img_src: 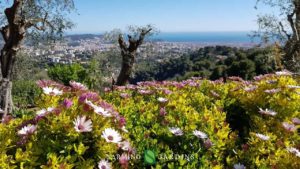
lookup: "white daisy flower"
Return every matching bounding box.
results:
[85,99,112,117]
[42,87,63,95]
[98,159,111,169]
[84,99,94,107]
[275,70,292,76]
[258,108,277,116]
[18,124,37,136]
[102,128,122,143]
[292,118,300,125]
[168,127,184,136]
[234,163,246,169]
[287,147,300,157]
[73,116,92,133]
[157,97,168,103]
[36,109,47,116]
[94,106,112,117]
[119,140,131,151]
[121,126,129,133]
[255,133,270,141]
[47,107,55,112]
[287,85,300,89]
[282,122,297,132]
[193,130,208,139]
[264,88,281,94]
[70,81,88,90]
[36,107,55,117]
[244,86,257,92]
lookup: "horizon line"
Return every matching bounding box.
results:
[66,30,253,35]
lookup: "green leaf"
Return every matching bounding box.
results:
[144,150,156,165]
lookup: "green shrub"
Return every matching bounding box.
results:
[47,64,87,85]
[1,80,130,168]
[1,71,300,168]
[12,80,41,110]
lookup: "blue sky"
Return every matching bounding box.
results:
[69,0,271,33]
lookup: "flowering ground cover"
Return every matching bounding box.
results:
[0,71,300,168]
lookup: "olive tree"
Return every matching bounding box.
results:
[255,0,300,72]
[111,25,156,86]
[0,0,75,119]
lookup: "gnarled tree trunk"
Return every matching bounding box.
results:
[116,52,135,85]
[0,79,13,117]
[282,0,300,72]
[283,40,300,72]
[115,28,152,86]
[0,0,25,120]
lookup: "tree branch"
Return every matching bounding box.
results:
[137,28,152,46]
[4,0,22,25]
[0,26,9,43]
[25,12,52,30]
[279,21,291,40]
[118,34,127,52]
[287,9,299,40]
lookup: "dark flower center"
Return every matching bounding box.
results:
[108,135,114,141]
[78,124,84,130]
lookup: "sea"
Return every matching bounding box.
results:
[150,32,258,44]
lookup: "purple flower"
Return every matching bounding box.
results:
[18,124,37,136]
[104,87,111,92]
[120,93,130,99]
[292,118,300,125]
[282,122,297,132]
[63,99,73,108]
[204,139,213,149]
[244,85,257,92]
[253,74,273,81]
[163,89,172,95]
[160,107,167,116]
[79,92,99,103]
[264,88,281,94]
[228,76,244,82]
[126,84,136,90]
[138,89,153,95]
[119,153,129,168]
[118,116,126,127]
[1,115,12,124]
[69,81,88,90]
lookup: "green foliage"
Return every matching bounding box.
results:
[1,72,300,168]
[48,64,87,85]
[47,62,106,91]
[104,72,300,168]
[12,80,41,110]
[133,46,278,82]
[1,81,130,168]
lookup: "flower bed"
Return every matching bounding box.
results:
[1,71,300,168]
